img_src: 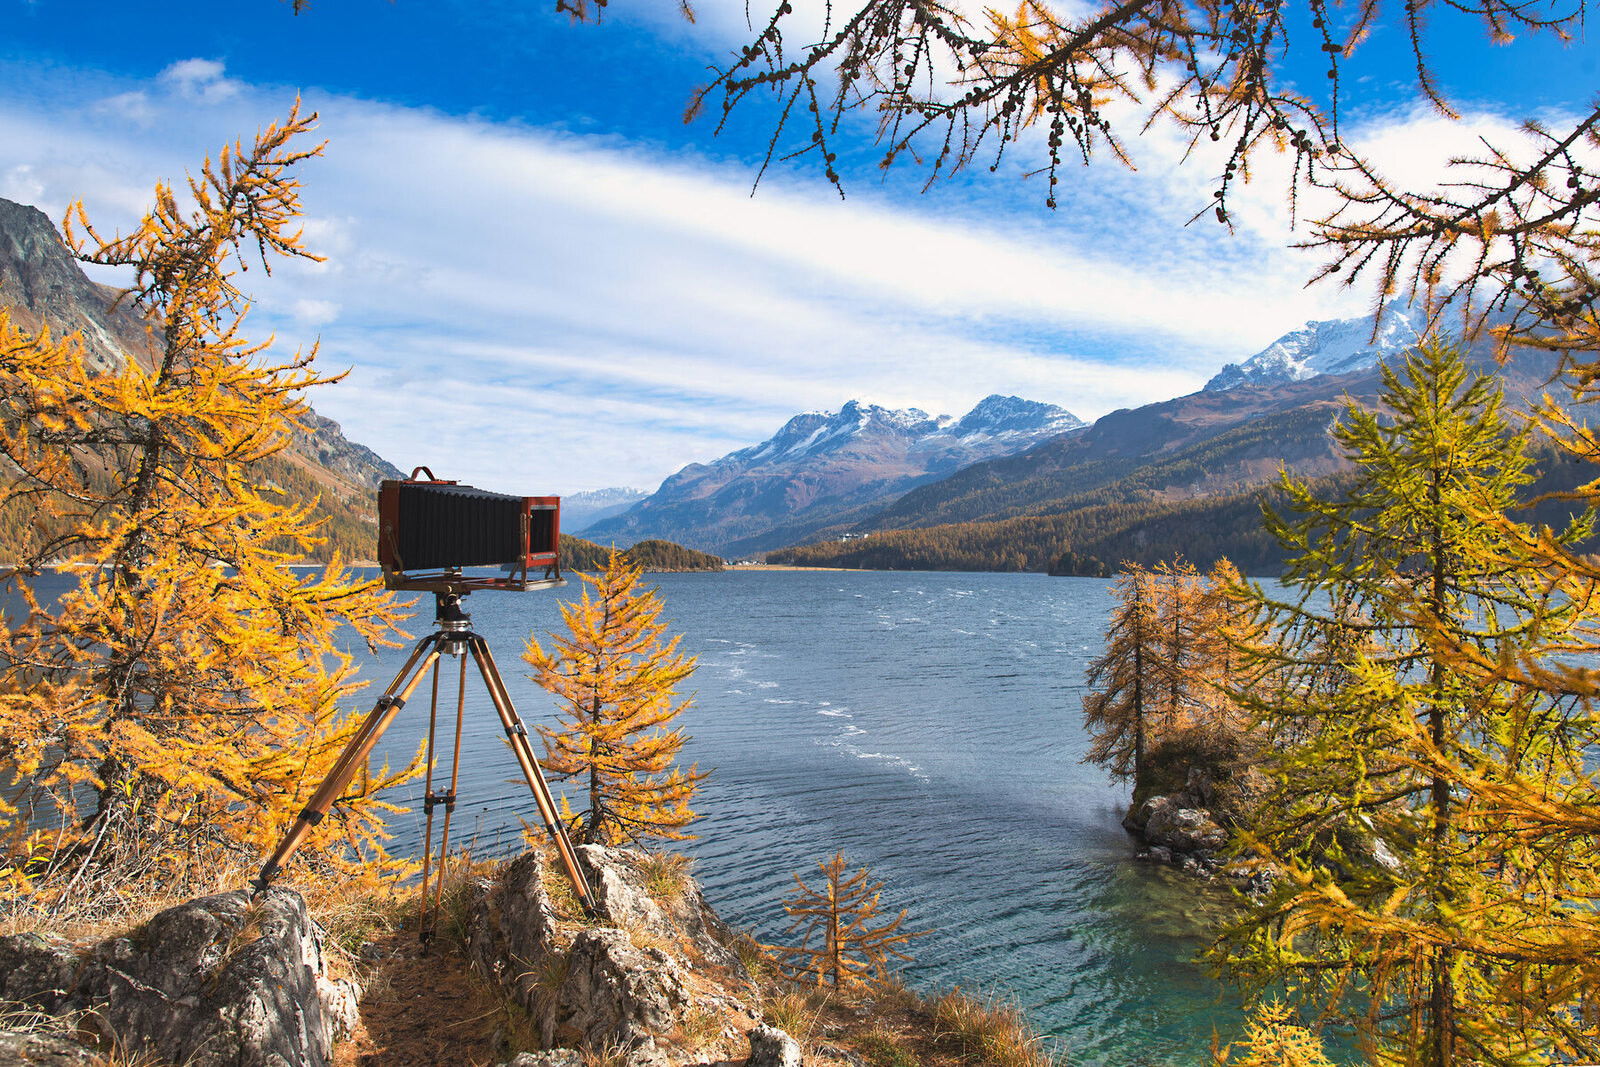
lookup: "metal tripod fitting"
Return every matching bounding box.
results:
[253,590,598,924]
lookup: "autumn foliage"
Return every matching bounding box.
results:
[525,549,707,845]
[1215,341,1600,1065]
[0,104,413,911]
[1081,557,1253,791]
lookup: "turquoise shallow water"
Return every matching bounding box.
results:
[358,569,1246,1064]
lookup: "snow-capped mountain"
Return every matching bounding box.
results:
[582,395,1083,557]
[559,487,650,533]
[1205,303,1430,392]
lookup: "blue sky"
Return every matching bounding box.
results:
[1,1,1593,493]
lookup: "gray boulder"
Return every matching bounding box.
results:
[547,927,688,1049]
[576,846,747,975]
[745,1024,803,1067]
[0,933,82,1013]
[1142,800,1229,853]
[0,888,354,1067]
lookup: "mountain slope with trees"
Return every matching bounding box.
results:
[0,196,401,563]
[560,534,724,573]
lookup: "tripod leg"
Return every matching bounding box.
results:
[418,654,445,939]
[427,652,469,933]
[255,637,443,890]
[467,636,597,914]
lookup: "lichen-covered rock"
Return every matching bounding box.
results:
[465,852,563,993]
[548,927,688,1049]
[499,1052,583,1067]
[745,1024,803,1067]
[0,888,354,1067]
[0,1029,102,1065]
[316,975,362,1045]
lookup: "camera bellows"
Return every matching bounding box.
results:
[393,482,526,570]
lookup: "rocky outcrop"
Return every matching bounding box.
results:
[0,848,793,1067]
[1124,765,1268,888]
[467,846,768,1066]
[0,888,358,1067]
[551,927,688,1049]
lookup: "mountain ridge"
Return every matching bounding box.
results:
[769,316,1564,573]
[585,394,1085,557]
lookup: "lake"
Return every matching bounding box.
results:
[356,568,1243,1064]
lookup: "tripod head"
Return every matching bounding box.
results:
[434,587,472,631]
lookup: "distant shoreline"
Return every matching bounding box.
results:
[729,563,866,572]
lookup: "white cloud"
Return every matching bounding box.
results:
[158,58,241,103]
[0,164,45,207]
[291,298,341,327]
[0,55,1515,497]
[96,91,155,126]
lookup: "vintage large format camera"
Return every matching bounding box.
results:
[376,467,561,592]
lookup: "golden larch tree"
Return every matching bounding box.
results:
[0,103,413,908]
[525,549,706,846]
[776,852,927,991]
[1215,340,1600,1065]
[1081,563,1159,784]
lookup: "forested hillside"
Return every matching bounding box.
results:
[770,442,1592,574]
[560,534,724,572]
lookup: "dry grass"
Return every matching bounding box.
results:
[577,1044,631,1067]
[302,877,410,959]
[858,1026,921,1067]
[762,986,834,1053]
[729,929,777,982]
[637,851,694,901]
[669,1005,724,1052]
[621,916,675,958]
[516,949,571,1020]
[1,851,258,942]
[931,987,1063,1067]
[0,1001,184,1066]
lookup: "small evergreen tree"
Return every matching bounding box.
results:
[525,549,707,845]
[776,852,927,991]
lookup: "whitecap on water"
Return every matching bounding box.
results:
[817,709,851,718]
[754,681,779,689]
[830,742,929,781]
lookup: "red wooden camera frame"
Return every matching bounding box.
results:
[377,467,563,592]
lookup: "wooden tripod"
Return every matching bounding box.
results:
[254,592,595,924]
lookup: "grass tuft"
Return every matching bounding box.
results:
[638,851,694,902]
[932,987,1063,1067]
[858,1027,920,1067]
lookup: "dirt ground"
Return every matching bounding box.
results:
[332,928,508,1067]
